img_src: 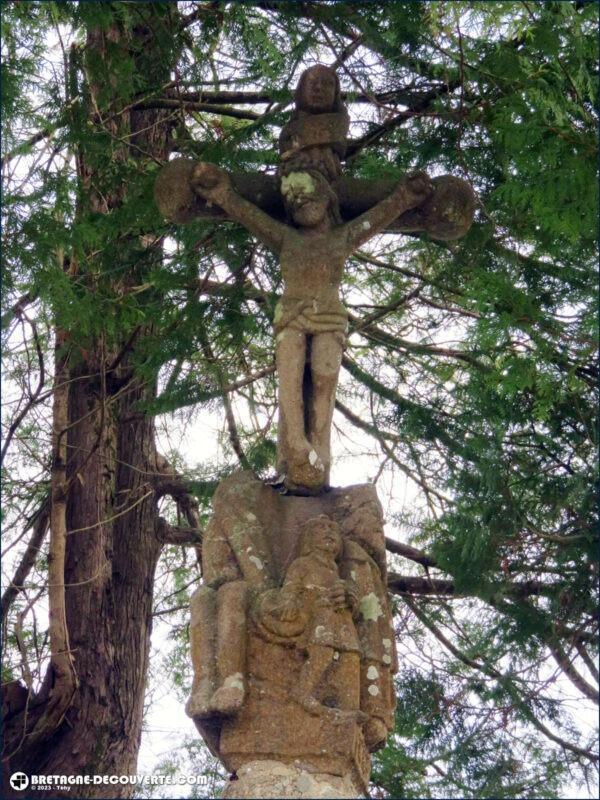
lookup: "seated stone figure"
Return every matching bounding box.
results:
[191,161,433,493]
[274,515,363,720]
[186,473,275,721]
[278,63,349,184]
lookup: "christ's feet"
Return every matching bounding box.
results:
[285,440,327,493]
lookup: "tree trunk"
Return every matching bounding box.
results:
[3,6,179,796]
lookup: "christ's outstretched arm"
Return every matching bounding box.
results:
[345,172,433,252]
[192,162,289,254]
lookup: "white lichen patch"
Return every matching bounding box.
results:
[314,625,327,641]
[273,302,283,324]
[359,592,383,621]
[382,638,392,650]
[362,220,371,230]
[351,570,357,581]
[223,672,244,691]
[281,171,315,198]
[382,654,392,665]
[367,665,379,680]
[248,555,263,570]
[245,512,257,522]
[368,684,380,696]
[308,450,324,470]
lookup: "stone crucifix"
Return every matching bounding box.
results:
[155,65,476,798]
[155,65,475,495]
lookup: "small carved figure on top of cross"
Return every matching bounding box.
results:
[278,64,350,184]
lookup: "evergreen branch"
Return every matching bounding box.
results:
[389,573,563,600]
[1,124,60,169]
[341,355,471,460]
[345,81,462,159]
[348,311,489,371]
[0,95,80,168]
[353,250,472,302]
[334,397,454,506]
[197,325,251,471]
[1,310,47,467]
[132,98,261,121]
[404,596,599,763]
[348,286,424,329]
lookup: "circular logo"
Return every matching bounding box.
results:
[9,773,29,791]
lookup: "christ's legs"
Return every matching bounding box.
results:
[292,644,335,715]
[309,332,344,485]
[276,327,310,474]
[276,327,330,490]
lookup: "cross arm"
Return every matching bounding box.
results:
[154,159,476,242]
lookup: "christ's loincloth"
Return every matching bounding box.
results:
[274,297,348,341]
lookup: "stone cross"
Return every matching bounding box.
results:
[155,64,475,495]
[155,64,475,798]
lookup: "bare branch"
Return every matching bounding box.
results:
[133,98,260,121]
[385,541,437,569]
[1,499,50,631]
[1,310,47,467]
[1,292,37,329]
[157,517,203,547]
[404,596,599,763]
[548,641,599,704]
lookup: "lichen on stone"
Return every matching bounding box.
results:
[280,171,316,198]
[359,592,383,621]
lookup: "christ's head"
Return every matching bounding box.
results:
[298,515,343,559]
[280,170,342,228]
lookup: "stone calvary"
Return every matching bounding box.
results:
[154,65,475,798]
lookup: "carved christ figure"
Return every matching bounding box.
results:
[191,164,432,491]
[276,515,361,719]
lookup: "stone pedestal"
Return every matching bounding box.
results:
[221,760,363,799]
[187,471,397,798]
